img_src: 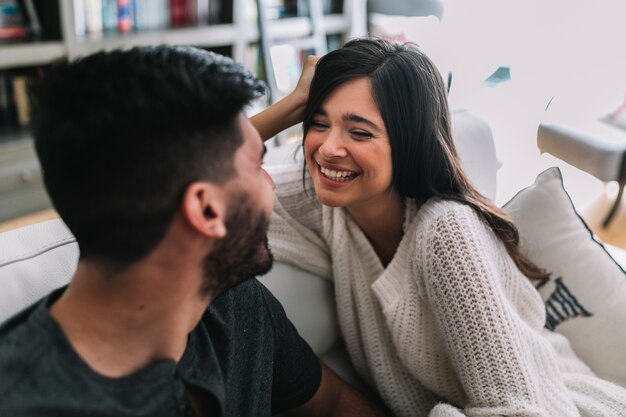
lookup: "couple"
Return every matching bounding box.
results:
[1,38,625,416]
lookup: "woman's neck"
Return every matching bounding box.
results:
[347,191,406,267]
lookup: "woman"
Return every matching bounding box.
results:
[254,38,626,416]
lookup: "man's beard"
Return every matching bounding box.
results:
[201,190,273,298]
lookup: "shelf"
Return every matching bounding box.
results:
[246,14,348,42]
[0,42,66,70]
[67,14,348,58]
[70,24,236,57]
[0,2,355,224]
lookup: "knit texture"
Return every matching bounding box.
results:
[268,164,626,417]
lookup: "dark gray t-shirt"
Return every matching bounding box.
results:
[0,278,321,416]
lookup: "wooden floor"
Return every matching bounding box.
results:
[0,209,58,233]
[582,193,626,249]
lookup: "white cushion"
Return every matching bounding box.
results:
[504,167,626,387]
[258,263,339,355]
[0,219,78,324]
[450,109,498,201]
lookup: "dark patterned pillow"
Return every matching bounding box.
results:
[504,167,626,387]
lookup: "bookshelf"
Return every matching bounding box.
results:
[65,14,348,57]
[0,0,359,223]
[58,0,353,63]
[0,41,66,70]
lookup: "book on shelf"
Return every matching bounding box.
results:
[0,0,60,40]
[11,75,28,127]
[0,68,40,133]
[73,0,85,35]
[135,0,169,31]
[84,0,103,33]
[264,0,287,19]
[170,0,214,27]
[287,0,339,17]
[196,0,209,25]
[102,0,117,32]
[74,0,218,36]
[0,0,33,41]
[170,0,194,27]
[254,0,342,22]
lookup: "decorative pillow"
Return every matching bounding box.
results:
[503,167,626,387]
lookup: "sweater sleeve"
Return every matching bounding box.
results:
[419,205,566,417]
[267,164,332,279]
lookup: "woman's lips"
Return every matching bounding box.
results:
[316,162,359,187]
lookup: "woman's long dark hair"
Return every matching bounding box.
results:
[303,38,548,287]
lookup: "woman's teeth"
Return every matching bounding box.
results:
[320,165,358,181]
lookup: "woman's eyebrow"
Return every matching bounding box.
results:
[343,113,380,131]
[314,108,381,131]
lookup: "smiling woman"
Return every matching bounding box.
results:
[264,38,626,417]
[304,77,399,221]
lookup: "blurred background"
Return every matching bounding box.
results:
[1,0,625,241]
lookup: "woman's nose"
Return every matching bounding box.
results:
[318,131,347,159]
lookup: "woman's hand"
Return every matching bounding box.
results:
[250,54,320,142]
[291,54,319,113]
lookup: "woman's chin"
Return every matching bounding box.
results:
[314,188,348,208]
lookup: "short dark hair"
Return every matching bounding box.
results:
[31,45,265,265]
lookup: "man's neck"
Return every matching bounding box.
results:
[50,259,210,378]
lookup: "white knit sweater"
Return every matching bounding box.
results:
[267,164,626,417]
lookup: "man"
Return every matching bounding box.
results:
[0,46,385,416]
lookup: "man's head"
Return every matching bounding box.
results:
[31,45,275,292]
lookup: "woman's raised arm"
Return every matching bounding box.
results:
[250,55,318,142]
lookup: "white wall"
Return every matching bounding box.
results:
[371,0,626,208]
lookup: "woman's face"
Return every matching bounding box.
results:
[304,77,395,210]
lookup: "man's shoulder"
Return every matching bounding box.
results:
[202,277,289,346]
[208,278,277,317]
[0,300,45,352]
[0,302,48,398]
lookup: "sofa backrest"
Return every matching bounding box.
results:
[450,109,498,201]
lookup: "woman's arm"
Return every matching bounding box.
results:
[418,205,577,417]
[267,164,332,279]
[251,55,318,142]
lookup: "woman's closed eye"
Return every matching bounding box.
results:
[311,120,329,130]
[350,130,373,140]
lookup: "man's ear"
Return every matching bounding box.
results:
[181,182,227,239]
